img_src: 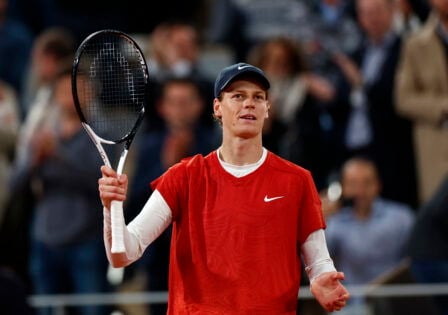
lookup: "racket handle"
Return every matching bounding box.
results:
[110,200,126,253]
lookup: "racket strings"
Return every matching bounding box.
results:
[76,34,147,142]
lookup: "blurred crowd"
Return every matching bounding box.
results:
[1,0,448,314]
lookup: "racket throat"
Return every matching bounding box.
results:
[116,149,129,175]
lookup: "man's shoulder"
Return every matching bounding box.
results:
[327,208,355,224]
[267,151,311,176]
[154,152,214,188]
[268,151,306,172]
[376,198,415,221]
[175,151,215,170]
[378,198,413,210]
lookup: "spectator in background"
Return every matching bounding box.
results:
[21,27,75,118]
[206,0,312,62]
[0,0,33,115]
[15,27,75,167]
[1,29,75,287]
[0,80,27,294]
[0,80,19,228]
[147,21,204,82]
[329,0,418,208]
[325,157,415,315]
[393,0,427,36]
[126,77,218,315]
[302,0,362,84]
[9,65,111,315]
[206,0,361,83]
[144,21,214,131]
[247,36,337,189]
[407,175,448,315]
[7,0,208,43]
[395,0,448,205]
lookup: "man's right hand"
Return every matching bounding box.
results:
[98,165,128,209]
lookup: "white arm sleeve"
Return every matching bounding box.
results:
[104,189,172,267]
[301,229,337,283]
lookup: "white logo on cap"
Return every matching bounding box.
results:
[237,65,252,70]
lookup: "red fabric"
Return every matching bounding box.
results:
[151,151,325,314]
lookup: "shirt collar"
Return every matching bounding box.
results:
[367,30,396,49]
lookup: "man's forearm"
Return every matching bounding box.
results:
[301,229,336,283]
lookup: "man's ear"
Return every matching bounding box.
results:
[265,102,270,119]
[213,98,222,119]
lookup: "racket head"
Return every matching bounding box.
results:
[72,29,148,145]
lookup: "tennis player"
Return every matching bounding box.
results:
[99,63,349,314]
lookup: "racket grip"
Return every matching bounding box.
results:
[110,200,126,253]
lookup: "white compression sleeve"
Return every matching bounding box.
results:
[104,189,172,267]
[301,229,336,283]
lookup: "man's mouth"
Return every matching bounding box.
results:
[240,114,256,120]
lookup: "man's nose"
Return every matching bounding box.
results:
[243,98,256,108]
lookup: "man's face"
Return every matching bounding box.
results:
[357,0,393,42]
[159,82,203,130]
[342,161,380,211]
[262,42,292,79]
[213,78,269,139]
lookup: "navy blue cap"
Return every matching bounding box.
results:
[214,62,270,98]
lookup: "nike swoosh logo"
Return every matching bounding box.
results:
[264,195,285,202]
[238,65,251,70]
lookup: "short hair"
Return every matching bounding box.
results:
[157,76,205,102]
[342,155,381,181]
[247,36,309,75]
[34,27,76,60]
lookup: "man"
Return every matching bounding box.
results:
[326,157,415,284]
[325,157,414,314]
[144,21,215,133]
[11,65,111,315]
[330,0,418,208]
[395,0,448,204]
[99,63,349,313]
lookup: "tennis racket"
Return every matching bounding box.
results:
[72,29,149,253]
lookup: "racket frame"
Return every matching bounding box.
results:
[71,29,149,253]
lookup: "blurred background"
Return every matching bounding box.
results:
[2,0,448,314]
